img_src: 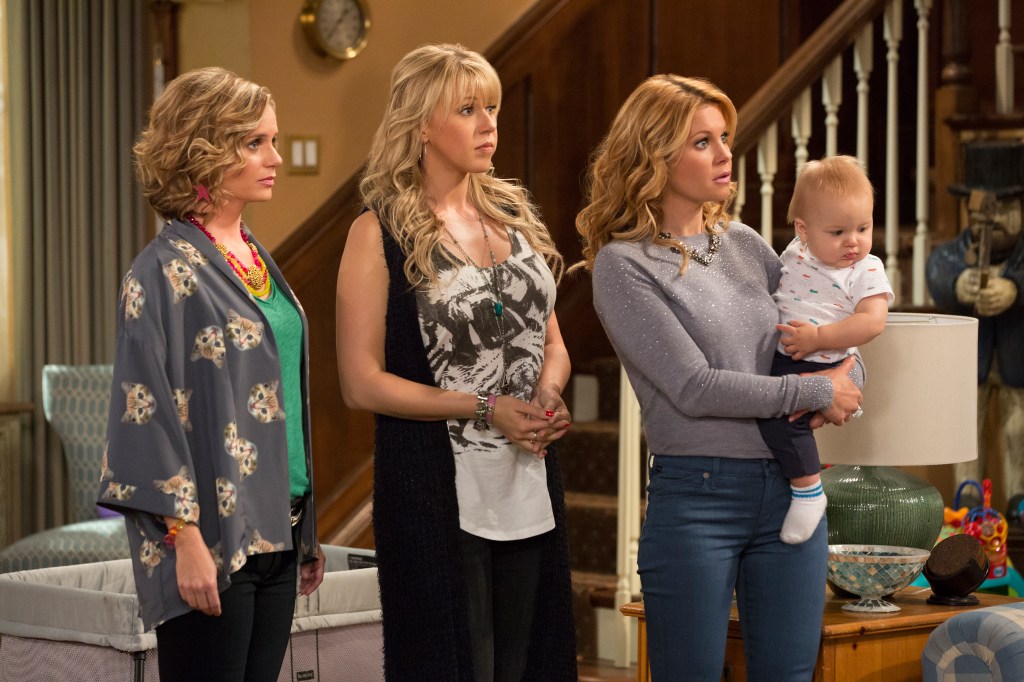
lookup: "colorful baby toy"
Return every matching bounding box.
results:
[948,479,1009,580]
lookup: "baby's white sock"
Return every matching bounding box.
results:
[780,482,827,545]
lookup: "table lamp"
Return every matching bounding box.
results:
[817,313,978,550]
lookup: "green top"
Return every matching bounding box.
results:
[256,281,311,498]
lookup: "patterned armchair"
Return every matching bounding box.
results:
[0,365,130,573]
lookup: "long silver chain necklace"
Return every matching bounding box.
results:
[445,214,511,391]
[657,231,721,266]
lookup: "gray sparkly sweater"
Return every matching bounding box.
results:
[593,222,837,459]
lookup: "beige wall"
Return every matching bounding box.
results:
[178,0,537,251]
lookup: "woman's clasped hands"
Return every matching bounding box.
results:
[489,387,572,457]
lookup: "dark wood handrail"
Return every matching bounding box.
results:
[273,172,361,277]
[733,0,888,158]
[487,0,571,63]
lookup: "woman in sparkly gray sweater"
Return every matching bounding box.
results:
[576,75,862,682]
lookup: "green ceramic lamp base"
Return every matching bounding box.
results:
[820,465,944,550]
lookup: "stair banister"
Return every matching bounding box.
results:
[792,87,813,177]
[732,0,971,306]
[854,25,874,165]
[913,0,934,306]
[883,0,904,304]
[732,0,889,158]
[996,0,1015,114]
[614,365,643,668]
[732,0,918,298]
[823,56,844,158]
[758,126,779,245]
[733,155,748,223]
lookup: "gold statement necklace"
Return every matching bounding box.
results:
[188,215,272,298]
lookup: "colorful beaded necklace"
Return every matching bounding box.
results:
[187,215,272,298]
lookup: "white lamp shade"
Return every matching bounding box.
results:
[816,312,979,466]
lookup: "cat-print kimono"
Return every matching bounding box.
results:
[99,218,317,630]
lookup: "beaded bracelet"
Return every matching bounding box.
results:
[485,393,497,425]
[163,517,192,549]
[474,393,489,430]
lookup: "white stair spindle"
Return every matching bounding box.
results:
[733,154,747,224]
[758,125,779,245]
[614,365,643,667]
[854,25,874,167]
[822,56,843,158]
[792,88,812,174]
[913,0,933,306]
[996,0,1014,114]
[884,0,904,305]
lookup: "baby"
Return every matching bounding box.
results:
[759,155,893,544]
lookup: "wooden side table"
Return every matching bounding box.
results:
[621,588,1021,682]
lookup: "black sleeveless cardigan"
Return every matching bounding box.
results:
[372,222,578,681]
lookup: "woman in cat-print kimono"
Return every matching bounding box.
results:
[98,67,323,682]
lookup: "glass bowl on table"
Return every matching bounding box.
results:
[827,544,931,613]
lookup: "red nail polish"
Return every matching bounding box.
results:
[545,410,554,417]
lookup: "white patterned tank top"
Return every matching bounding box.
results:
[416,228,556,540]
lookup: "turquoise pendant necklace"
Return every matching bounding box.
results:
[445,214,511,390]
[478,215,505,319]
[445,215,509,320]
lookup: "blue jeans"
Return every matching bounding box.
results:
[639,455,827,681]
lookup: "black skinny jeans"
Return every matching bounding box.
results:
[155,546,298,682]
[459,529,547,682]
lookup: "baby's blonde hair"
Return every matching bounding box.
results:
[788,155,875,225]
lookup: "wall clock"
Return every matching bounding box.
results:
[300,0,370,61]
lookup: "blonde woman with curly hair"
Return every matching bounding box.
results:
[576,75,862,681]
[100,67,323,682]
[336,43,576,681]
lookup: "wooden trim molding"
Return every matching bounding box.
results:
[487,0,573,63]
